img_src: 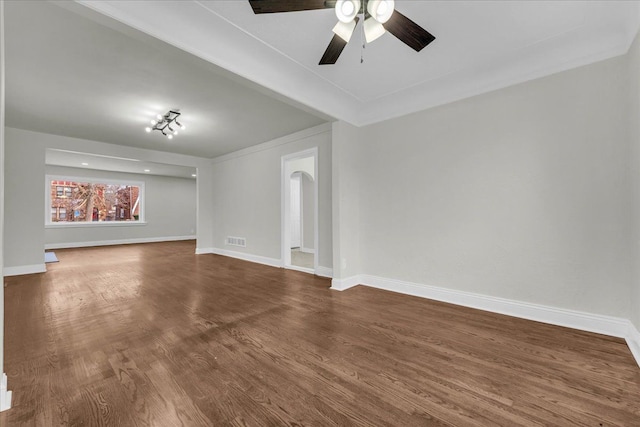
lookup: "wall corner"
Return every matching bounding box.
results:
[0,373,11,412]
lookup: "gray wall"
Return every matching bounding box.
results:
[301,172,314,251]
[44,165,196,247]
[4,127,210,269]
[0,0,6,388]
[628,30,640,332]
[211,125,332,269]
[339,54,633,319]
[331,121,363,279]
[4,130,46,268]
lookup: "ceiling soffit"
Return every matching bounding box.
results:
[77,1,640,126]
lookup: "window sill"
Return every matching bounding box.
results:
[45,221,147,229]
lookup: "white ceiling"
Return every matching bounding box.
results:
[5,1,640,161]
[76,0,640,126]
[4,1,329,159]
[46,149,198,180]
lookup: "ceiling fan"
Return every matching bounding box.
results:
[248,0,436,65]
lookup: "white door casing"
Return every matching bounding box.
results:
[290,173,301,248]
[281,148,318,272]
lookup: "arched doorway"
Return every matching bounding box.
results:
[281,148,318,273]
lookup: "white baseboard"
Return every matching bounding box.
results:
[315,266,333,278]
[286,265,314,274]
[209,248,281,268]
[0,373,11,412]
[198,248,333,279]
[627,322,640,368]
[3,263,47,277]
[300,247,315,254]
[359,274,631,339]
[331,273,639,365]
[330,275,361,291]
[45,235,196,250]
[195,247,214,255]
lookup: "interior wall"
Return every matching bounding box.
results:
[4,129,45,268]
[350,54,633,318]
[210,124,332,270]
[44,165,196,247]
[0,0,6,397]
[331,121,363,280]
[301,173,314,251]
[3,127,210,270]
[628,29,640,332]
[196,163,215,253]
[289,157,315,179]
[290,173,302,248]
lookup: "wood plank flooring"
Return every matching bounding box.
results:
[1,241,639,426]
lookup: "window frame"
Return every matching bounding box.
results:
[45,174,146,228]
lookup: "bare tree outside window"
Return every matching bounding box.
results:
[49,180,141,222]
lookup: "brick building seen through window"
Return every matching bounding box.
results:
[49,180,141,223]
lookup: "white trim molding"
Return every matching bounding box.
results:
[315,266,333,278]
[195,247,214,255]
[77,2,640,127]
[212,123,331,164]
[281,147,319,272]
[45,235,195,250]
[3,263,46,277]
[0,373,12,412]
[359,274,631,338]
[208,248,281,269]
[627,322,640,368]
[45,221,148,229]
[286,265,314,275]
[45,174,146,226]
[330,274,640,367]
[330,275,361,291]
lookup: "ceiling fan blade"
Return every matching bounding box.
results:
[319,34,348,65]
[319,16,359,65]
[383,10,435,52]
[249,0,334,14]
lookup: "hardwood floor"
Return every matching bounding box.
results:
[1,241,639,426]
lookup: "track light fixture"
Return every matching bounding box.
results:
[145,109,185,139]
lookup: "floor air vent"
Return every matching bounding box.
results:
[226,236,246,247]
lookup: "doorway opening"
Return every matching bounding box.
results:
[282,148,318,273]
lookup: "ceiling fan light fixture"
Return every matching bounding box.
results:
[335,0,360,23]
[364,17,386,43]
[367,0,395,24]
[332,20,357,43]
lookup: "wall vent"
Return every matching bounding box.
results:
[226,236,246,247]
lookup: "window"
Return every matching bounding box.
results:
[47,177,144,225]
